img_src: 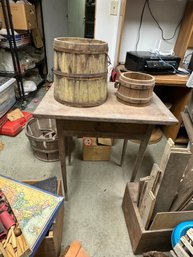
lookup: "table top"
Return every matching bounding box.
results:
[33,83,178,125]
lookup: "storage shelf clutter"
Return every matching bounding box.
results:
[0,0,46,103]
[0,77,16,118]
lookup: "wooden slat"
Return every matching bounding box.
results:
[181,199,193,211]
[174,243,190,257]
[137,176,149,207]
[116,0,127,64]
[174,0,193,63]
[152,170,162,194]
[170,250,178,257]
[189,32,193,48]
[139,164,161,216]
[179,196,193,211]
[141,191,156,230]
[170,155,193,211]
[153,147,191,215]
[187,228,193,242]
[182,111,193,151]
[138,180,148,209]
[181,236,193,255]
[159,138,174,171]
[149,211,193,230]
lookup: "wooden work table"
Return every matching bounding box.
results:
[34,83,177,199]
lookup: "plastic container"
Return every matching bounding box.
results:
[0,78,16,118]
[0,112,33,136]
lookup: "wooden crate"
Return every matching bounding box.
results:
[25,180,64,257]
[122,182,172,254]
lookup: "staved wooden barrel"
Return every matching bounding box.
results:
[116,71,155,106]
[53,37,108,107]
[25,118,59,162]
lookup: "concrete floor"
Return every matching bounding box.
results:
[0,87,167,257]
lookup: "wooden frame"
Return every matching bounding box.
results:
[122,183,172,254]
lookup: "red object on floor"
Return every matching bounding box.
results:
[0,115,8,128]
[0,112,33,136]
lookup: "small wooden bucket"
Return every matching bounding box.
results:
[25,118,59,162]
[53,37,108,107]
[116,71,155,106]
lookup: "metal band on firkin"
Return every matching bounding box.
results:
[54,70,107,79]
[54,47,108,55]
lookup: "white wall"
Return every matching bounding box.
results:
[41,0,68,78]
[95,0,122,65]
[95,0,187,65]
[67,0,85,37]
[119,0,187,62]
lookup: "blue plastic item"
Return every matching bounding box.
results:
[171,220,193,247]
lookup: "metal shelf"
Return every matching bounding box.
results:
[0,0,25,101]
[0,71,15,77]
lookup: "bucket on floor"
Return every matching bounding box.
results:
[116,71,155,106]
[25,118,59,162]
[53,37,108,107]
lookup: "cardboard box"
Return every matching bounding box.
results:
[25,180,64,257]
[83,137,112,161]
[0,3,36,30]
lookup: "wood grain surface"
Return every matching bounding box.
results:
[150,211,193,230]
[153,147,191,215]
[170,155,193,211]
[34,83,177,126]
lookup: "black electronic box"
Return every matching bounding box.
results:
[125,51,181,74]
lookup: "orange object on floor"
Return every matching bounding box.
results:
[61,241,90,257]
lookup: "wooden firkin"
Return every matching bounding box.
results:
[122,182,172,254]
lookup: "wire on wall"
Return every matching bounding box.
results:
[135,0,148,51]
[147,0,183,41]
[135,0,183,51]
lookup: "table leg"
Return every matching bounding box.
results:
[56,121,68,200]
[130,125,154,182]
[120,139,128,166]
[67,136,72,165]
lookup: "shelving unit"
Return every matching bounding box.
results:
[0,0,25,102]
[153,75,191,143]
[0,0,47,105]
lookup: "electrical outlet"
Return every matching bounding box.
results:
[110,0,118,16]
